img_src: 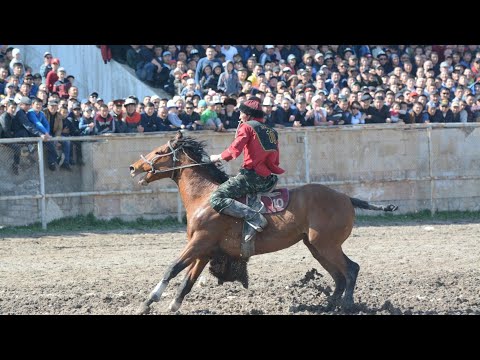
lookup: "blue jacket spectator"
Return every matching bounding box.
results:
[195,47,222,85]
[140,102,166,132]
[27,106,50,134]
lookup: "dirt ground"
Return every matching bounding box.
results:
[1,219,479,315]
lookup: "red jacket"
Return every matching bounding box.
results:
[221,120,285,177]
[46,71,59,94]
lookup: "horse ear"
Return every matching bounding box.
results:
[175,130,183,140]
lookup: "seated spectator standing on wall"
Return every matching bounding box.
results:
[25,97,60,171]
[0,100,22,175]
[62,102,83,166]
[123,98,143,133]
[42,99,66,163]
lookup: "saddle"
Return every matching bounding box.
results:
[236,188,290,259]
[237,188,289,214]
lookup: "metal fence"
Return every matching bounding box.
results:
[1,124,479,229]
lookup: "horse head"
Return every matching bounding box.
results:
[129,130,185,186]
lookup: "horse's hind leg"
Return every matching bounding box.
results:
[302,238,346,309]
[342,253,360,310]
[169,258,209,312]
[316,245,360,312]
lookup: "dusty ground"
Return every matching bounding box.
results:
[1,220,479,315]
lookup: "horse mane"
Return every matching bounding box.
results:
[175,136,230,184]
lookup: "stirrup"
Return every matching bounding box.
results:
[244,225,257,242]
[245,212,267,232]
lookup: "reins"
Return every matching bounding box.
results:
[140,140,210,179]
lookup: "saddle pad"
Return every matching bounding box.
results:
[237,188,289,214]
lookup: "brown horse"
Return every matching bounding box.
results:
[129,131,398,314]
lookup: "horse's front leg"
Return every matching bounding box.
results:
[169,257,209,312]
[137,246,196,315]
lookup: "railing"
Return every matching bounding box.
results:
[1,124,480,229]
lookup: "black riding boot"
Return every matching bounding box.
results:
[220,200,267,242]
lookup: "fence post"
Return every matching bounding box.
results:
[304,130,310,184]
[37,139,47,229]
[427,126,435,217]
[177,191,182,223]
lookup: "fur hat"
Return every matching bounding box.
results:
[223,97,237,107]
[239,96,264,119]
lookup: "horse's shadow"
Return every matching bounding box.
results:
[289,268,405,315]
[289,300,405,315]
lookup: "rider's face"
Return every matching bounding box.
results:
[239,111,249,123]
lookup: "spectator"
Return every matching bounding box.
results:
[0,100,21,174]
[195,46,222,85]
[165,100,184,130]
[79,107,96,135]
[179,101,201,130]
[123,98,143,133]
[272,97,296,128]
[126,45,142,70]
[39,52,53,83]
[43,99,70,166]
[45,58,61,94]
[11,62,25,85]
[25,97,59,171]
[0,67,8,95]
[94,104,115,134]
[53,67,71,99]
[450,100,466,122]
[110,98,126,133]
[9,48,24,75]
[135,45,158,87]
[220,45,238,62]
[217,60,240,96]
[221,97,240,129]
[406,101,428,123]
[140,102,165,132]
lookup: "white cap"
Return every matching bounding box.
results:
[262,97,273,106]
[166,100,177,108]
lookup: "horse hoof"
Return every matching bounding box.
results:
[197,275,208,287]
[169,299,181,312]
[136,302,151,315]
[341,301,355,313]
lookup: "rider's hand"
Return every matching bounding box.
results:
[210,154,222,163]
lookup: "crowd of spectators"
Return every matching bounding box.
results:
[1,45,480,176]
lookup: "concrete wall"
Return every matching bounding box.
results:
[14,45,168,102]
[1,124,480,226]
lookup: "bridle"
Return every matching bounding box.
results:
[140,140,209,180]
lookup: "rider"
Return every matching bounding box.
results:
[209,96,285,241]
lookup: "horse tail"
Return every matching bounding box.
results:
[350,197,398,212]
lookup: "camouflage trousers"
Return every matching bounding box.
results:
[210,168,278,212]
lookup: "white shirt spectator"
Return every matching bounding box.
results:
[220,46,238,62]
